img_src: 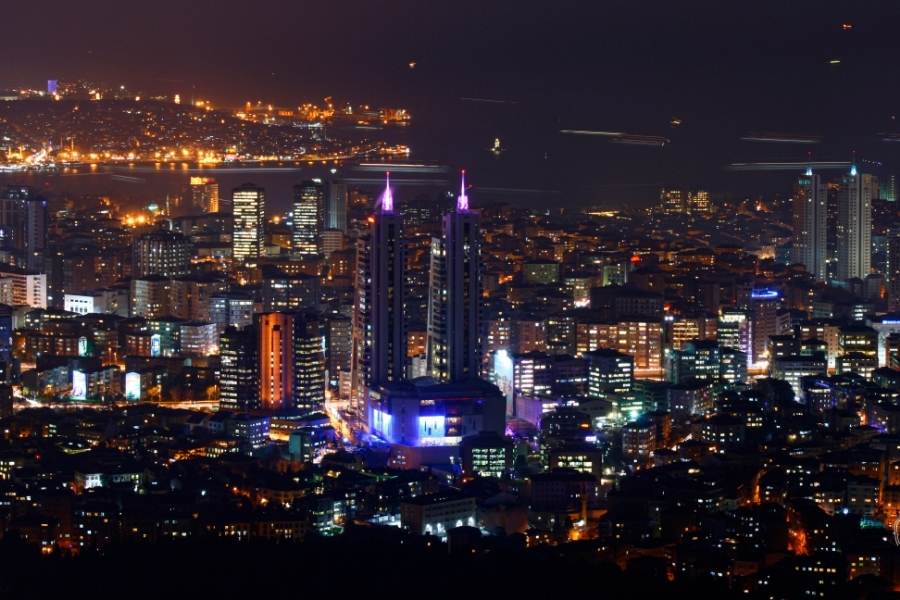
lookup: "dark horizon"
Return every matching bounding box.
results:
[5,1,900,205]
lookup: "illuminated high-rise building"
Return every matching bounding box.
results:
[232,183,265,263]
[326,179,348,233]
[259,312,293,410]
[219,325,259,411]
[351,174,406,417]
[792,170,828,280]
[881,175,896,202]
[887,230,900,310]
[293,313,326,414]
[585,348,633,397]
[688,189,712,215]
[292,179,324,256]
[658,187,710,216]
[427,171,482,381]
[658,188,686,214]
[190,177,220,213]
[718,309,752,367]
[837,166,875,281]
[130,276,172,318]
[326,316,352,390]
[132,229,193,278]
[750,289,780,367]
[0,186,47,272]
[245,311,327,414]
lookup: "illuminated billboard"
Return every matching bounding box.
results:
[372,408,392,440]
[150,333,161,357]
[492,350,514,416]
[418,415,446,439]
[125,372,141,401]
[72,370,87,401]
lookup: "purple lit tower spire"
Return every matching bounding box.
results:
[457,169,469,212]
[379,171,394,213]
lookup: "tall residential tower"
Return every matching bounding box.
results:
[792,169,828,280]
[351,174,406,417]
[427,171,482,381]
[836,166,875,281]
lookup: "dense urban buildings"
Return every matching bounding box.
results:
[3,153,900,595]
[6,4,900,596]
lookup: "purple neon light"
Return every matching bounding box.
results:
[380,171,394,213]
[457,169,469,212]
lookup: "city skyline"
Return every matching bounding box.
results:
[6,3,900,598]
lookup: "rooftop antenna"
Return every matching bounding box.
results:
[379,171,394,213]
[457,169,469,212]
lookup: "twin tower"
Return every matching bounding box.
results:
[351,172,482,414]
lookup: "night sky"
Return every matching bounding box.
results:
[6,0,900,206]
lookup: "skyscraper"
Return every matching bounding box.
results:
[219,325,259,411]
[792,170,827,280]
[427,171,482,381]
[750,288,780,367]
[881,175,897,202]
[326,179,348,233]
[24,195,47,273]
[837,166,875,281]
[351,174,406,417]
[259,312,293,410]
[326,316,352,390]
[887,230,900,311]
[0,186,47,272]
[190,177,220,213]
[232,183,265,263]
[292,179,324,256]
[293,312,326,414]
[246,311,327,414]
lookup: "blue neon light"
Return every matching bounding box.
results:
[751,289,779,300]
[373,409,392,439]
